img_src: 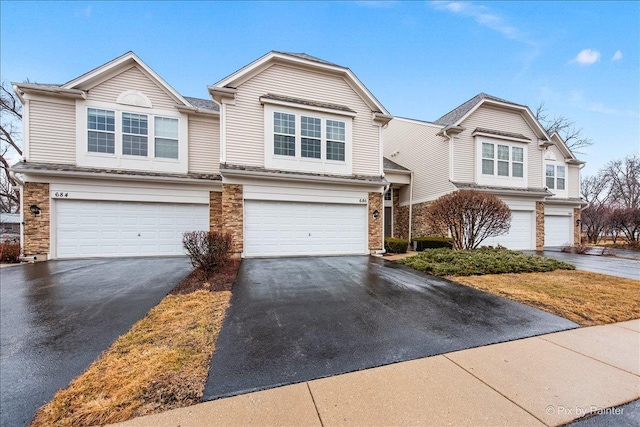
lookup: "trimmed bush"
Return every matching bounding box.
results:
[182,231,233,276]
[385,237,409,254]
[0,241,21,263]
[412,236,453,251]
[399,247,575,276]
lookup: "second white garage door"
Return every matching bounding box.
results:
[56,200,209,259]
[244,200,367,257]
[545,215,573,247]
[481,210,534,250]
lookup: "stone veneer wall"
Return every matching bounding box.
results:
[573,207,581,245]
[209,191,222,231]
[23,182,50,258]
[393,190,409,239]
[368,192,383,251]
[222,184,243,254]
[536,201,545,251]
[411,201,444,237]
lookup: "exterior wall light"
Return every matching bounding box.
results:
[29,205,41,216]
[372,209,380,219]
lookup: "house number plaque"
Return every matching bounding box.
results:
[54,192,70,198]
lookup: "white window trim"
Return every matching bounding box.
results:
[475,136,527,188]
[545,161,568,198]
[76,99,188,174]
[264,104,352,175]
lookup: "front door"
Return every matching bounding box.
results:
[384,206,392,238]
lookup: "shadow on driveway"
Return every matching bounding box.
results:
[204,256,577,401]
[0,257,191,427]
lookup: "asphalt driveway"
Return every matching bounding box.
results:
[204,256,577,400]
[0,257,191,427]
[530,250,640,280]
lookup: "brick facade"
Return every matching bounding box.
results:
[393,190,410,240]
[209,191,222,231]
[411,201,445,237]
[573,207,581,246]
[23,182,50,258]
[535,201,545,251]
[368,192,383,252]
[222,184,243,254]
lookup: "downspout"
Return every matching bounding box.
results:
[408,170,414,244]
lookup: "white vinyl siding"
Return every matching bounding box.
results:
[188,116,220,174]
[454,106,542,187]
[568,165,580,198]
[86,65,178,110]
[224,64,380,175]
[244,200,367,257]
[382,118,453,204]
[28,99,76,164]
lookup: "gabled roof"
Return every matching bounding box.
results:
[549,132,584,164]
[434,92,550,141]
[62,51,190,107]
[383,157,410,172]
[183,96,220,113]
[210,51,389,115]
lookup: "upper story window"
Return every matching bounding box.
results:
[87,108,115,154]
[546,164,566,190]
[301,116,321,159]
[86,108,179,160]
[476,137,527,188]
[482,142,524,178]
[326,120,346,161]
[274,112,296,156]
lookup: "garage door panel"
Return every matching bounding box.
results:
[482,211,533,250]
[244,200,367,257]
[545,215,572,247]
[56,200,208,259]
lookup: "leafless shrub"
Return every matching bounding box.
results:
[0,241,20,263]
[426,190,511,250]
[182,231,233,276]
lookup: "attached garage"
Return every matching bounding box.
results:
[482,210,534,250]
[55,200,209,258]
[244,200,367,257]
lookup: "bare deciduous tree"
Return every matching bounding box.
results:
[535,101,593,152]
[0,81,22,213]
[604,154,640,209]
[426,190,511,250]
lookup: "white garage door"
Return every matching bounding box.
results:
[244,200,367,257]
[481,211,533,250]
[545,215,573,247]
[56,200,209,259]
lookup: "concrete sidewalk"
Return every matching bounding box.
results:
[114,320,640,427]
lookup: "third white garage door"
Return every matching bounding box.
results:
[482,210,534,250]
[244,200,367,257]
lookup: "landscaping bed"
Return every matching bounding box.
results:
[452,270,640,326]
[399,247,574,276]
[30,261,239,427]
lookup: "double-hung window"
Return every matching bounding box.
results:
[546,164,566,190]
[155,117,179,159]
[481,142,524,178]
[87,108,115,153]
[122,112,148,156]
[326,120,346,161]
[301,116,321,159]
[274,112,296,156]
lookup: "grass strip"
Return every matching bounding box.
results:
[30,290,231,427]
[451,270,640,326]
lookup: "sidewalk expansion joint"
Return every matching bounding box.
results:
[538,336,640,377]
[442,354,550,426]
[306,382,325,427]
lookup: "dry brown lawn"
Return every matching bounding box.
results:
[451,270,640,326]
[30,290,231,427]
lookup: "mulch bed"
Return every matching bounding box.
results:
[170,260,240,294]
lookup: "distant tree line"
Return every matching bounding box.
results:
[581,154,640,247]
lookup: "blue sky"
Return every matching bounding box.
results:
[1,1,638,177]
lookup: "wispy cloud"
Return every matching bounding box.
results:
[75,5,92,18]
[431,1,537,46]
[570,90,620,115]
[571,49,600,66]
[612,50,623,61]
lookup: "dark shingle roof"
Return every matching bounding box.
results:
[452,181,551,196]
[11,162,221,181]
[383,157,410,172]
[434,93,526,126]
[221,163,385,183]
[474,128,530,141]
[261,93,355,113]
[184,96,220,112]
[279,52,343,68]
